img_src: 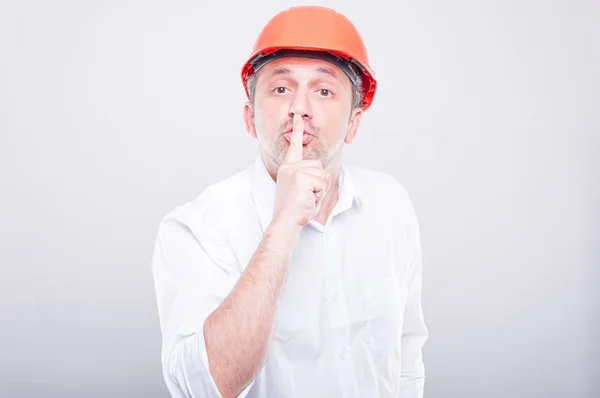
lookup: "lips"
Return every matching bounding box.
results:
[284,131,313,145]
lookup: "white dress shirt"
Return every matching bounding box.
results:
[151,154,428,398]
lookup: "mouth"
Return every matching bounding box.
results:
[283,130,313,145]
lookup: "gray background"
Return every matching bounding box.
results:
[1,0,598,397]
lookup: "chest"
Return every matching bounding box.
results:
[272,214,411,357]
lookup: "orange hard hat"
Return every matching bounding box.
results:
[241,6,377,111]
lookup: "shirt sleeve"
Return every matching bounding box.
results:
[151,199,256,398]
[398,210,429,398]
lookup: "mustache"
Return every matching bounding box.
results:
[279,119,318,136]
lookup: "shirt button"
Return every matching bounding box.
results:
[332,293,339,303]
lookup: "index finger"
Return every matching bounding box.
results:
[283,114,304,163]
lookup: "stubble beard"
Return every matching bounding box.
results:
[270,136,335,172]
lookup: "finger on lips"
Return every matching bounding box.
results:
[284,114,304,164]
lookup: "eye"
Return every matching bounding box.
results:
[273,87,288,94]
[319,89,332,97]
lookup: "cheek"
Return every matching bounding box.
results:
[314,107,349,140]
[253,105,286,140]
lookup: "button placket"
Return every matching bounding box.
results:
[322,225,358,398]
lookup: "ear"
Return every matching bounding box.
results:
[243,101,257,139]
[344,107,363,144]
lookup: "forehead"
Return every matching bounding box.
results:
[256,56,350,84]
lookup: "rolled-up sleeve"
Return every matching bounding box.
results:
[151,199,256,398]
[398,212,429,398]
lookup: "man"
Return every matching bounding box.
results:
[151,5,428,398]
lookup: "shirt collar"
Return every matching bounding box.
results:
[250,153,362,233]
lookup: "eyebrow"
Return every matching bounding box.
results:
[315,66,339,79]
[269,67,292,77]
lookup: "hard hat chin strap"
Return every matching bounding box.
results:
[249,49,364,90]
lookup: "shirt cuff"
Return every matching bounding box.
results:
[170,330,256,398]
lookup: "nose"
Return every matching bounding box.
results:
[289,89,312,121]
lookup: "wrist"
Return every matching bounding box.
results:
[267,216,302,240]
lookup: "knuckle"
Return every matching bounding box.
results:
[292,169,303,181]
[299,214,310,225]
